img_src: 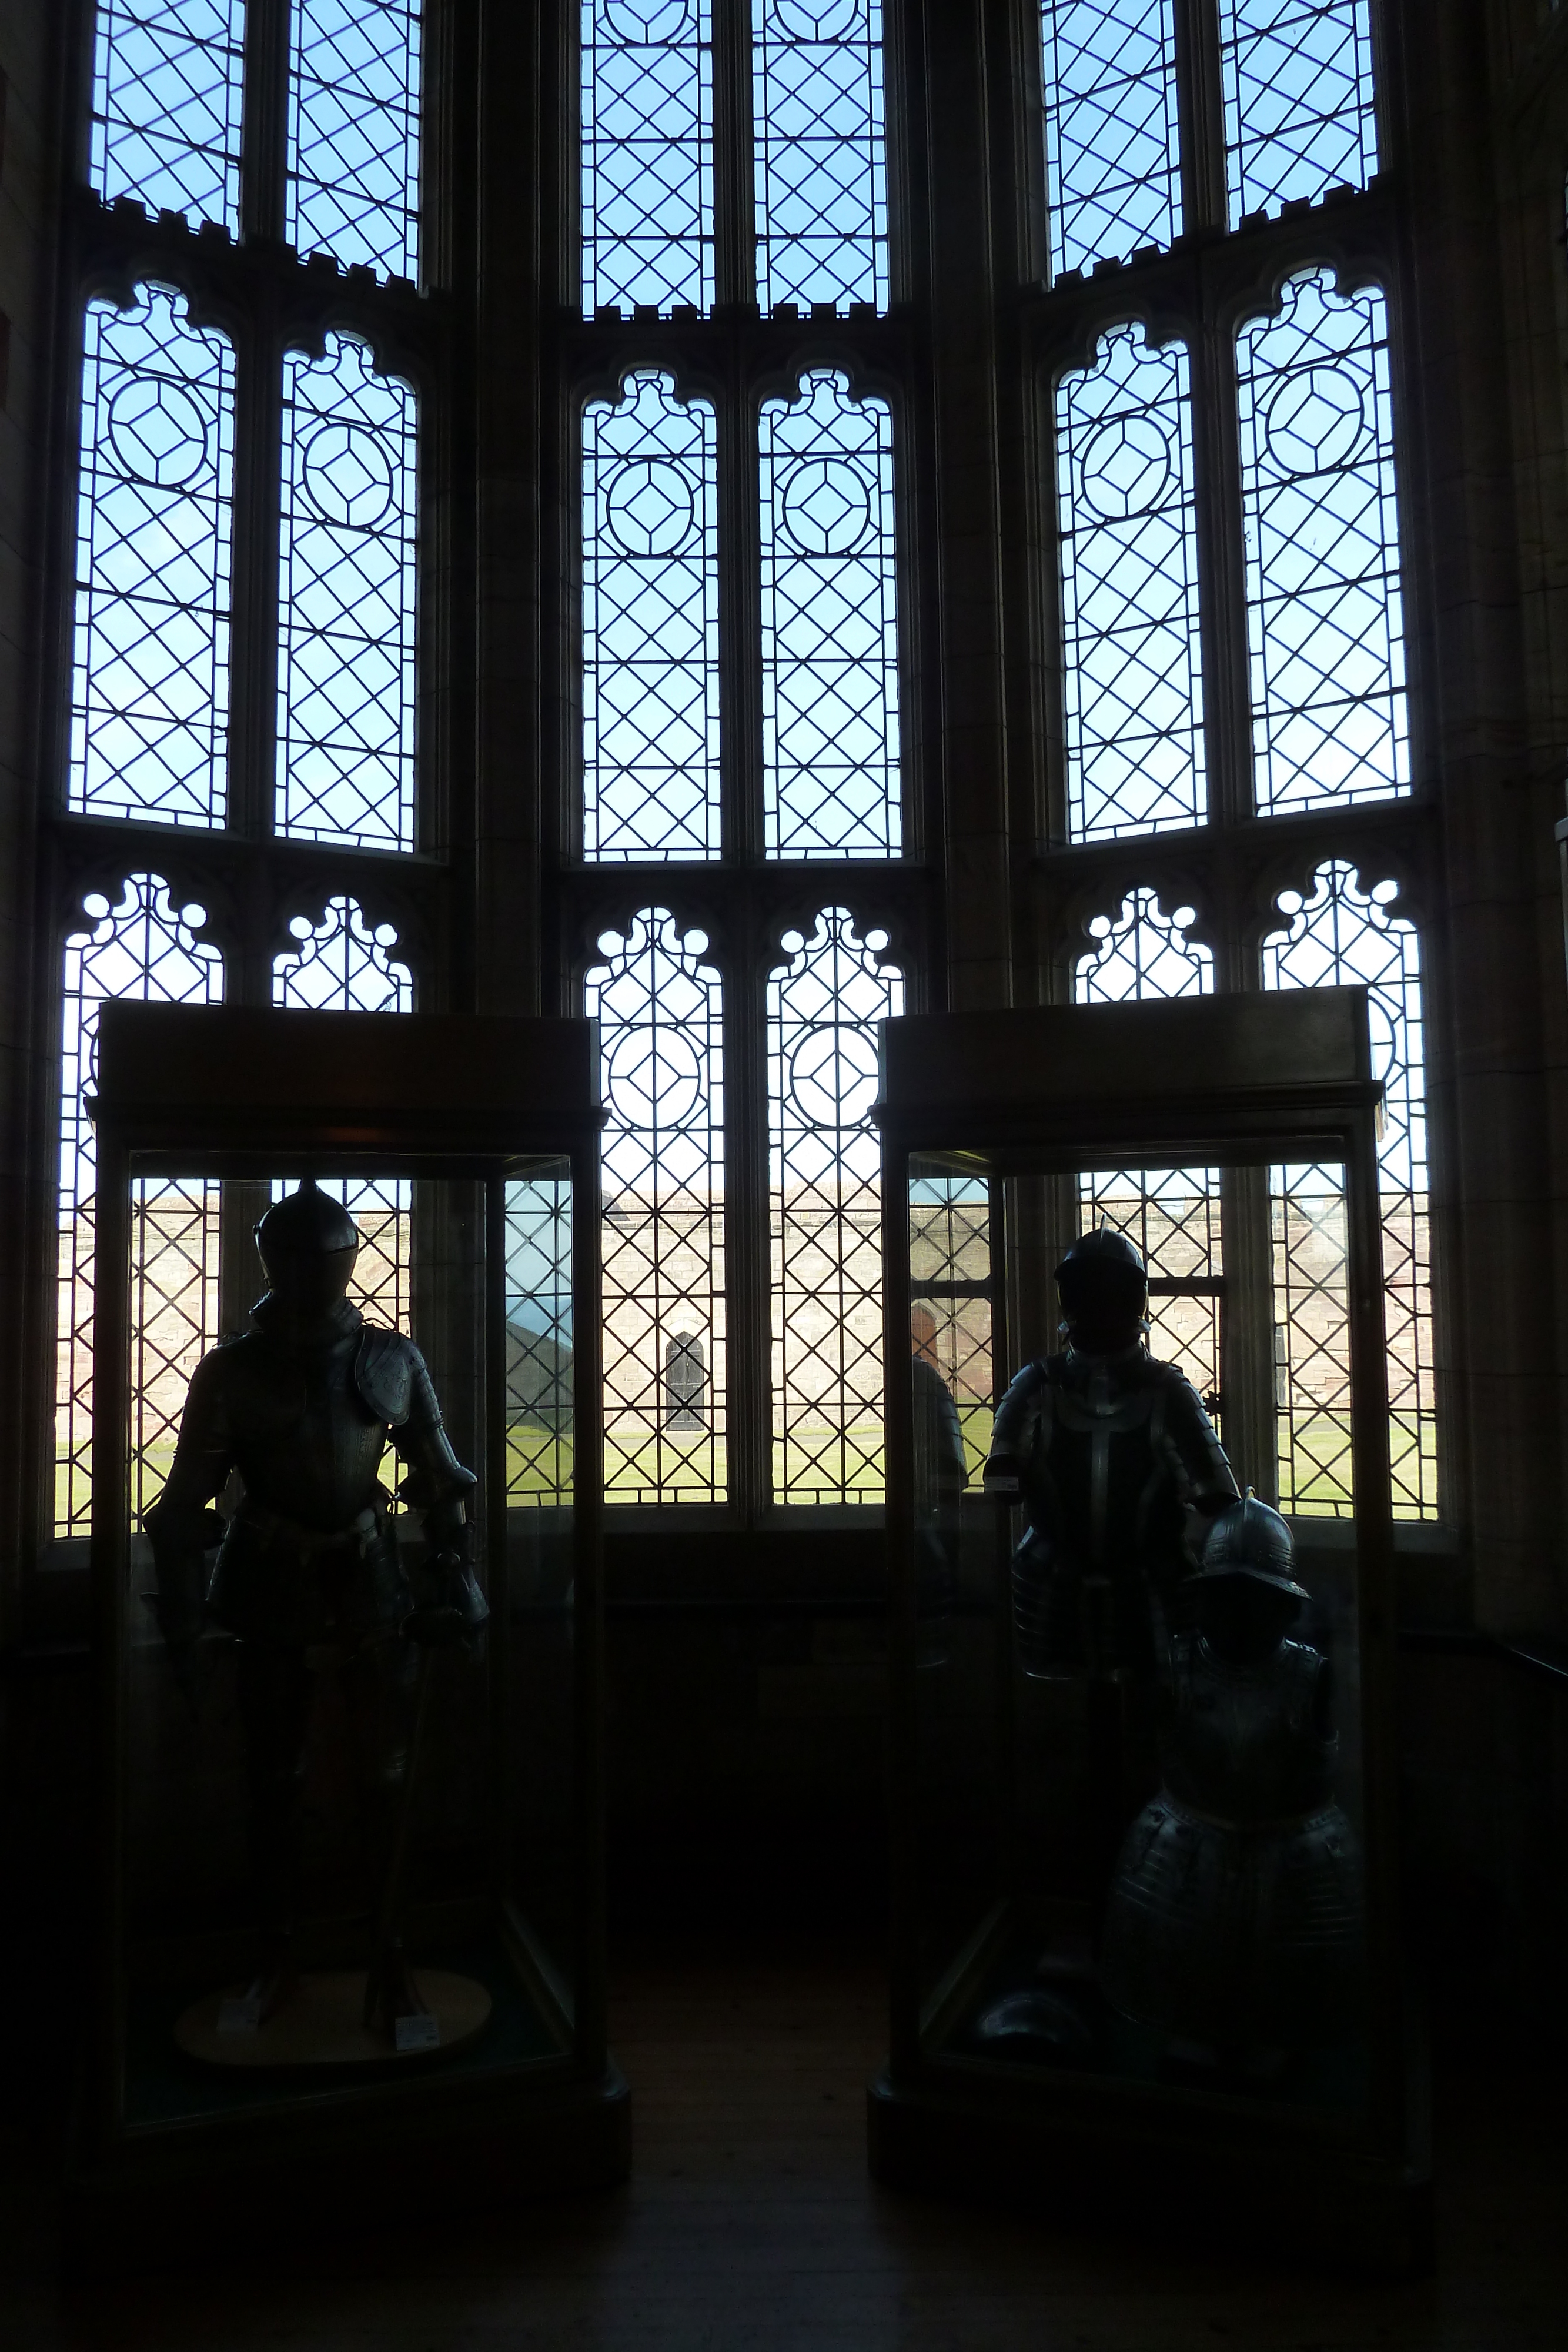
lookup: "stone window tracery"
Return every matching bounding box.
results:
[577,9,904,1512]
[1038,3,1433,1516]
[48,7,429,1555]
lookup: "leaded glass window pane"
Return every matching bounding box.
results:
[56,876,224,1539]
[273,899,414,1333]
[583,1,714,316]
[1073,891,1223,1401]
[1041,1,1181,279]
[90,0,243,235]
[761,370,898,857]
[769,909,902,1504]
[1221,1,1377,226]
[70,285,235,830]
[753,0,888,313]
[288,0,423,282]
[583,372,719,861]
[505,1176,575,1508]
[1074,886,1213,1002]
[908,1174,995,1490]
[1058,322,1204,840]
[1264,863,1435,1519]
[1238,271,1407,817]
[273,894,414,1013]
[587,910,727,1504]
[277,335,417,850]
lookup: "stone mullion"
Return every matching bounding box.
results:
[1186,280,1256,863]
[717,326,770,1509]
[1174,0,1228,240]
[227,5,289,990]
[712,0,756,309]
[723,889,773,1522]
[714,0,767,1511]
[242,0,292,247]
[916,0,1013,1012]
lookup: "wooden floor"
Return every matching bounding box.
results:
[5,1941,1565,2349]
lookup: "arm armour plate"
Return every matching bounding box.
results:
[1152,1364,1239,1517]
[356,1329,479,1537]
[985,1359,1051,1469]
[361,1329,487,1648]
[143,1346,239,1647]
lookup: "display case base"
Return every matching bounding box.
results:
[65,2062,631,2280]
[867,2070,1432,2278]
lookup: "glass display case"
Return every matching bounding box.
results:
[69,1004,623,2271]
[870,991,1430,2274]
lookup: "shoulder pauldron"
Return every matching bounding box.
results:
[354,1327,422,1426]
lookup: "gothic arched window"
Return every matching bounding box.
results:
[1039,0,1436,1518]
[45,9,433,1552]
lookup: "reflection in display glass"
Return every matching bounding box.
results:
[907,1151,1369,2117]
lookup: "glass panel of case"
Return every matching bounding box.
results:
[906,1147,1369,2120]
[118,1157,576,2124]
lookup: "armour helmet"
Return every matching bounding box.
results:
[1054,1227,1148,1324]
[254,1178,359,1296]
[1199,1491,1308,1599]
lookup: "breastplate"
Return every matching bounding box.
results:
[228,1329,390,1533]
[1163,1636,1333,1823]
[1027,1361,1171,1573]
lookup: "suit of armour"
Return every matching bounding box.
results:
[989,1345,1238,1679]
[145,1291,478,1946]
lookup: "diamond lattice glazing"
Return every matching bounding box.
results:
[506,1172,576,1507]
[753,0,888,313]
[908,1169,995,1488]
[584,372,719,860]
[1238,271,1407,816]
[1075,888,1222,1402]
[1075,886,1213,1004]
[1265,861,1434,1518]
[1058,322,1205,840]
[761,370,899,856]
[56,875,224,1539]
[1042,1,1181,278]
[91,0,243,233]
[71,286,235,828]
[587,910,727,1503]
[273,898,414,1330]
[278,335,417,850]
[583,1,714,315]
[769,910,902,1504]
[289,0,422,282]
[1222,0,1376,226]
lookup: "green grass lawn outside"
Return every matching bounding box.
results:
[63,1406,1439,1525]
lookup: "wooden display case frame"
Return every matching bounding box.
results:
[870,989,1430,2276]
[69,1003,627,2274]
